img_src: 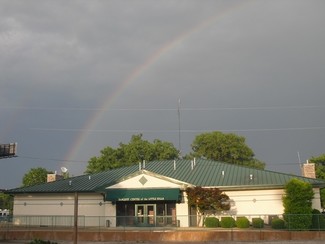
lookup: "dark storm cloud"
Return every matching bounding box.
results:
[1,0,325,188]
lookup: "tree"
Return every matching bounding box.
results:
[310,154,325,179]
[85,134,179,174]
[283,178,314,230]
[309,154,325,210]
[189,131,265,169]
[0,192,13,211]
[22,167,51,187]
[186,186,230,226]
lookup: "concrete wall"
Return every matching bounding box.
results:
[1,229,325,242]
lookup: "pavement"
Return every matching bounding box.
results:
[1,241,325,244]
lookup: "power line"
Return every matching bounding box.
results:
[30,126,325,133]
[14,155,302,169]
[17,155,87,163]
[1,105,325,111]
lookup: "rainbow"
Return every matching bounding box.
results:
[63,1,254,170]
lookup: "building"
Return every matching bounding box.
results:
[6,159,325,227]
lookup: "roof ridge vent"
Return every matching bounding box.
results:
[138,160,146,171]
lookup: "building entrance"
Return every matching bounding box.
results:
[135,204,155,226]
[116,202,177,227]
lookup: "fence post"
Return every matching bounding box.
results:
[73,192,78,244]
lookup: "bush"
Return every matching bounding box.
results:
[311,209,325,230]
[204,217,219,228]
[283,178,314,230]
[236,216,250,228]
[285,214,312,230]
[271,218,285,229]
[252,218,264,228]
[29,239,57,244]
[220,216,236,228]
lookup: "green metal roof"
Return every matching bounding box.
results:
[6,159,325,194]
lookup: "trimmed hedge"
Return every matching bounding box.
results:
[204,217,219,228]
[311,209,325,230]
[271,218,285,229]
[285,214,313,230]
[236,216,250,228]
[220,216,236,228]
[29,240,58,244]
[252,218,264,228]
[283,178,314,230]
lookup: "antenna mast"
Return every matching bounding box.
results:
[178,98,182,156]
[297,151,302,166]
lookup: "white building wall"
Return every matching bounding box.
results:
[108,173,182,189]
[13,193,104,216]
[176,191,189,227]
[224,188,322,216]
[105,202,116,227]
[13,193,105,227]
[225,188,322,216]
[312,188,322,210]
[225,189,285,216]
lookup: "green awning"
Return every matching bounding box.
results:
[105,188,180,202]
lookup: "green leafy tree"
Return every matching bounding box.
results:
[186,186,230,226]
[86,134,179,174]
[310,154,325,179]
[152,139,180,160]
[0,192,13,212]
[283,178,314,230]
[309,154,325,209]
[22,167,51,187]
[189,131,265,169]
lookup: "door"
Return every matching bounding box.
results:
[135,204,156,226]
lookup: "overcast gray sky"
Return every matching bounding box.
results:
[1,0,325,189]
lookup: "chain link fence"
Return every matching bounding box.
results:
[1,213,325,231]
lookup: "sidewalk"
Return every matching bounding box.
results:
[1,241,325,244]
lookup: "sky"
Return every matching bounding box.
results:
[1,0,325,189]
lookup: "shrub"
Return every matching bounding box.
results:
[283,178,314,230]
[311,209,325,230]
[220,216,236,228]
[285,214,312,230]
[271,218,285,229]
[204,217,219,228]
[252,218,264,228]
[236,216,250,228]
[29,239,57,244]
